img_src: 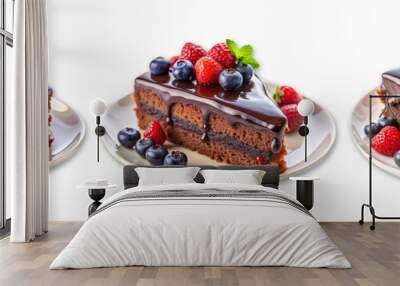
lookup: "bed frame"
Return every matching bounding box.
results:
[123,165,280,189]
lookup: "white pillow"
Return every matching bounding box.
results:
[135,167,200,186]
[200,169,266,185]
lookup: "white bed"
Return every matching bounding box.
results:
[50,182,350,269]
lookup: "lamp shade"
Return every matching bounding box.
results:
[89,98,107,117]
[297,99,315,117]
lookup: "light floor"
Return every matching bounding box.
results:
[0,222,399,286]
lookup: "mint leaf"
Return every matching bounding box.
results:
[226,39,260,69]
[242,56,259,69]
[238,45,253,58]
[226,39,239,58]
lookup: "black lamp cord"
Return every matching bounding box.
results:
[96,116,100,163]
[304,116,308,162]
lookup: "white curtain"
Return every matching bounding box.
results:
[9,0,49,242]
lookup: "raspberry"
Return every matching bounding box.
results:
[207,43,235,68]
[194,56,223,85]
[180,42,206,65]
[143,121,166,145]
[280,104,303,133]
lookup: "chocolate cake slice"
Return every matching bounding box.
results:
[382,68,400,95]
[133,72,288,172]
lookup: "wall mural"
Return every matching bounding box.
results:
[100,40,336,178]
[48,88,85,167]
[352,68,400,177]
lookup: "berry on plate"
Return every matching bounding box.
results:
[236,64,253,83]
[372,126,400,156]
[377,116,398,129]
[180,42,206,65]
[145,145,168,165]
[194,56,223,85]
[219,68,243,91]
[172,60,194,81]
[117,127,141,149]
[364,122,381,138]
[394,150,400,167]
[143,121,166,145]
[149,57,170,75]
[280,104,303,133]
[207,43,235,68]
[164,151,188,166]
[273,85,302,107]
[135,138,155,158]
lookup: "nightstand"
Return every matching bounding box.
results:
[77,182,117,216]
[289,177,319,210]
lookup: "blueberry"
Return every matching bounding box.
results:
[164,151,188,166]
[149,57,170,75]
[377,116,398,129]
[145,145,168,165]
[219,68,244,91]
[172,60,194,80]
[394,151,400,167]
[135,138,155,157]
[117,127,141,149]
[364,123,381,138]
[236,64,253,83]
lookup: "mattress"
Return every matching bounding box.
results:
[50,183,350,269]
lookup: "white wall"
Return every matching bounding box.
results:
[48,0,400,221]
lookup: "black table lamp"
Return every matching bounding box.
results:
[89,98,107,162]
[297,99,315,162]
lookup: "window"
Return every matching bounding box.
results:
[0,0,13,233]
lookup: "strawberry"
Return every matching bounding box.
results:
[143,121,166,145]
[273,85,302,107]
[280,104,303,133]
[207,43,235,68]
[169,55,180,67]
[372,126,400,156]
[180,42,206,65]
[194,56,223,85]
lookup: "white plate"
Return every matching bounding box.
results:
[50,97,86,167]
[351,87,400,177]
[102,82,336,178]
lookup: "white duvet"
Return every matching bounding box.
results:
[50,183,350,269]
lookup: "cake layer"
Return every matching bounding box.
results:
[134,88,280,151]
[136,108,287,171]
[138,102,270,158]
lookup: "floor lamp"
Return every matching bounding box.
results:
[359,94,400,230]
